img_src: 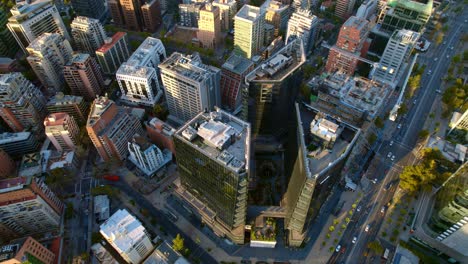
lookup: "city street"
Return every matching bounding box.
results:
[329,8,468,264]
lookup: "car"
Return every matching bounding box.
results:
[443,41,446,45]
[413,99,417,105]
[389,140,394,146]
[434,57,438,61]
[357,206,362,212]
[372,178,378,184]
[365,224,370,232]
[381,206,386,214]
[352,237,357,244]
[450,46,454,50]
[335,245,341,252]
[340,246,346,253]
[427,70,432,75]
[391,155,395,161]
[447,55,450,59]
[436,89,442,93]
[397,124,402,129]
[387,152,392,158]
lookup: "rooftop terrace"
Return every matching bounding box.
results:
[159,52,218,83]
[235,5,262,22]
[175,107,251,174]
[246,38,305,82]
[297,103,360,179]
[320,72,391,117]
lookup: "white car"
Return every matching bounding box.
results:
[389,140,394,146]
[391,155,395,161]
[357,206,362,212]
[387,152,392,158]
[381,206,386,214]
[427,70,432,75]
[397,124,402,129]
[434,57,438,61]
[365,225,370,232]
[352,237,357,244]
[336,245,341,252]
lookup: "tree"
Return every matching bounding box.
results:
[65,202,74,219]
[300,83,311,99]
[367,241,383,254]
[153,104,168,120]
[418,130,429,139]
[435,33,444,45]
[397,104,408,116]
[329,226,335,232]
[172,234,185,252]
[374,117,384,129]
[46,168,73,193]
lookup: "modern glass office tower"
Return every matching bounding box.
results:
[380,0,432,33]
[174,108,251,244]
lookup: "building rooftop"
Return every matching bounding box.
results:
[0,176,28,193]
[159,52,219,83]
[235,5,262,22]
[70,53,90,64]
[117,63,155,78]
[26,33,60,52]
[87,96,113,127]
[297,103,360,178]
[47,93,84,106]
[342,16,369,31]
[100,209,150,253]
[222,54,253,75]
[96,32,127,53]
[147,117,175,137]
[94,195,110,221]
[387,0,433,13]
[175,107,251,174]
[0,132,32,144]
[9,0,53,21]
[131,135,153,151]
[390,29,421,44]
[49,151,76,170]
[246,38,305,82]
[320,72,391,117]
[125,37,165,67]
[71,15,100,25]
[0,72,21,86]
[143,242,190,264]
[44,112,69,127]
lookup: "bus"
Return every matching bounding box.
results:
[382,248,390,260]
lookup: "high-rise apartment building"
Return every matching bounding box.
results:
[372,29,419,86]
[96,32,131,75]
[87,96,144,161]
[174,108,251,244]
[159,52,221,124]
[71,16,107,54]
[212,0,237,31]
[0,176,64,237]
[220,54,254,112]
[179,3,202,27]
[293,0,312,10]
[117,37,166,106]
[64,53,105,100]
[26,33,73,93]
[356,0,378,20]
[286,9,319,54]
[325,16,370,75]
[0,148,15,179]
[108,0,161,32]
[7,0,70,53]
[0,73,47,132]
[0,9,19,58]
[197,4,221,49]
[449,110,468,134]
[128,134,172,177]
[100,209,154,264]
[44,113,79,151]
[244,38,306,137]
[71,0,107,21]
[234,5,265,59]
[0,236,55,264]
[264,1,290,38]
[380,0,432,33]
[0,132,39,157]
[141,0,162,32]
[335,0,356,19]
[46,93,89,124]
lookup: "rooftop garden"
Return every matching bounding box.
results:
[251,217,277,242]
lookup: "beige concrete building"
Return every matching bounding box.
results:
[44,112,79,152]
[197,4,221,49]
[234,5,265,59]
[212,0,237,31]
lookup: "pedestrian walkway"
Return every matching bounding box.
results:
[305,189,362,263]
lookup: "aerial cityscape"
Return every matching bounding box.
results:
[0,0,466,263]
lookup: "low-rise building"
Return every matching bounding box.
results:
[142,241,190,264]
[100,209,154,264]
[128,135,172,177]
[145,118,176,155]
[48,151,79,171]
[94,195,110,222]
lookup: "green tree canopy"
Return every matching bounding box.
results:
[367,240,383,254]
[172,234,185,252]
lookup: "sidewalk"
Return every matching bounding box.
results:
[305,189,362,263]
